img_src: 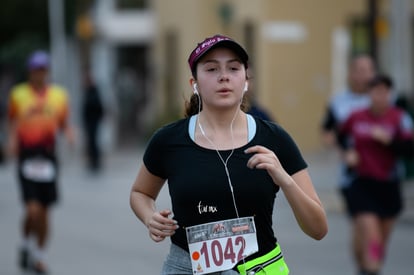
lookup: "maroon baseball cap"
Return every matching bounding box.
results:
[188,34,249,74]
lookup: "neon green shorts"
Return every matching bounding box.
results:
[236,244,289,274]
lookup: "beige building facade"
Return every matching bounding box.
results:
[151,0,385,152]
[87,0,413,152]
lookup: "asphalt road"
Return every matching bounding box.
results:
[1,147,413,275]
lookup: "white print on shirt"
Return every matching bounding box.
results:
[354,122,395,137]
[197,201,218,214]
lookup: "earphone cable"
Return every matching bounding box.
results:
[195,88,247,272]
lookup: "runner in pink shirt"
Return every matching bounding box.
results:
[339,74,414,275]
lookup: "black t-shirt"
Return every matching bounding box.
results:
[143,116,307,258]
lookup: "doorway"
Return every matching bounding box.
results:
[115,45,149,145]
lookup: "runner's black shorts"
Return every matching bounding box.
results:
[18,148,59,207]
[342,177,403,218]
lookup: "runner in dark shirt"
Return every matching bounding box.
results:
[130,34,327,274]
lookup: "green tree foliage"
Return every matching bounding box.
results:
[0,0,80,80]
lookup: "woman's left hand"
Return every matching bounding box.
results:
[246,145,328,240]
[371,125,393,145]
[245,145,289,186]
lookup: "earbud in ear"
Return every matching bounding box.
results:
[243,82,249,93]
[193,83,198,94]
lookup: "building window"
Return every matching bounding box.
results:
[349,17,370,56]
[164,30,180,117]
[244,21,255,66]
[412,16,414,83]
[116,0,147,9]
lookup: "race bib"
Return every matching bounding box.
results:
[186,217,258,274]
[22,158,56,182]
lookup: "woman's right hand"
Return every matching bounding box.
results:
[343,149,359,168]
[146,209,179,242]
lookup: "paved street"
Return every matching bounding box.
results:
[1,146,413,275]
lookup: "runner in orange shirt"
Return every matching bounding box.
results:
[7,50,74,274]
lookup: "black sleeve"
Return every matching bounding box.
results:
[390,139,414,158]
[267,122,307,175]
[143,128,167,179]
[321,106,337,131]
[390,111,414,158]
[336,130,350,150]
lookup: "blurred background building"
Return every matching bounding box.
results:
[0,0,413,154]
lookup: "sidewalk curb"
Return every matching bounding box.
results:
[401,181,414,224]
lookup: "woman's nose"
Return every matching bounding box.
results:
[218,70,230,82]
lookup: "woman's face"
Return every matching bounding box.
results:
[348,56,375,93]
[29,68,49,86]
[370,84,391,111]
[194,47,247,110]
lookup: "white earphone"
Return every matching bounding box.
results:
[243,82,249,93]
[193,83,198,95]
